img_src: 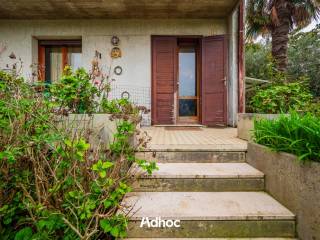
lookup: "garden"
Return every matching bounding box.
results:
[244,3,320,237]
[245,1,320,163]
[0,61,157,239]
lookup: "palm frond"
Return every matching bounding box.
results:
[246,0,272,39]
[291,0,320,27]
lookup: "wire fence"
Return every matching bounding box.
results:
[109,83,151,126]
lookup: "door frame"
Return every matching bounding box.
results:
[151,35,228,126]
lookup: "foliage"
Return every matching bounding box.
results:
[245,42,285,83]
[246,26,320,99]
[250,81,313,114]
[253,112,320,162]
[0,69,157,239]
[303,99,320,118]
[288,25,320,97]
[245,42,274,80]
[246,0,320,71]
[49,67,100,114]
[101,98,138,115]
[246,0,320,39]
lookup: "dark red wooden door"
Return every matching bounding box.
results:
[201,35,227,126]
[152,37,177,125]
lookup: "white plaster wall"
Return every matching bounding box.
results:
[0,19,227,125]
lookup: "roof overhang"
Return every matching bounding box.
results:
[0,0,239,19]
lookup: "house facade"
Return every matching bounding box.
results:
[0,0,244,127]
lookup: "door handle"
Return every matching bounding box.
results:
[222,77,227,86]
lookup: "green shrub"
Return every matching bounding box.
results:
[253,112,320,162]
[50,67,100,114]
[250,82,313,114]
[0,69,157,239]
[304,100,320,117]
[101,98,137,115]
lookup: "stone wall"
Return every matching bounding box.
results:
[247,142,320,240]
[238,113,285,141]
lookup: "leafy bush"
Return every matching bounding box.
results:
[253,112,320,162]
[250,82,313,114]
[0,69,157,239]
[288,25,320,97]
[305,100,320,117]
[245,42,274,80]
[246,26,320,97]
[50,67,103,114]
[101,98,137,115]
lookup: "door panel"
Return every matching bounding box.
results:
[201,35,227,126]
[152,37,177,125]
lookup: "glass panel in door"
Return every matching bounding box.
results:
[178,47,198,121]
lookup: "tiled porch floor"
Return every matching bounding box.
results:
[142,127,247,151]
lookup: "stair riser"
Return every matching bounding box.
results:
[136,151,246,163]
[127,220,295,238]
[134,178,265,192]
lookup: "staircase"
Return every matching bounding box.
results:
[122,147,297,239]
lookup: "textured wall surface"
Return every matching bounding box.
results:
[247,142,320,240]
[0,19,230,125]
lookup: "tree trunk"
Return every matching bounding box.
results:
[271,0,291,72]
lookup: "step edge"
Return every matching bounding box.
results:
[138,175,265,179]
[127,216,296,221]
[138,149,247,152]
[129,215,296,221]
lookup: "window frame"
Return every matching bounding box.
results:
[38,40,82,83]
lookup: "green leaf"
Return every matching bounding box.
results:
[64,139,72,147]
[110,227,119,237]
[103,200,113,209]
[92,163,99,171]
[100,219,112,232]
[102,161,113,169]
[99,171,106,178]
[14,227,33,240]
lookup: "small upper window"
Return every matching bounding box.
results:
[38,40,82,83]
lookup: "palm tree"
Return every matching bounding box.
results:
[246,0,320,72]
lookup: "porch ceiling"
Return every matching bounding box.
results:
[0,0,238,19]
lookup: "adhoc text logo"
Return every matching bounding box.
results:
[140,217,181,228]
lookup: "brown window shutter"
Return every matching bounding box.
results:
[152,36,177,125]
[38,45,45,82]
[201,35,228,126]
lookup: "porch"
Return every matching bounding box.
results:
[142,126,247,151]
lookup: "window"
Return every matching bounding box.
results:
[38,40,82,83]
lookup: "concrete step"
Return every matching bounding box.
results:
[121,192,295,238]
[125,238,298,240]
[133,163,264,192]
[135,150,246,163]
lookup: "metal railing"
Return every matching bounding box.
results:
[245,77,270,92]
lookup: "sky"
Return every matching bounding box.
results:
[301,19,319,32]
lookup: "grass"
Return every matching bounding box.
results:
[253,112,320,162]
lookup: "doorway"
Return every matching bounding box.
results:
[151,35,227,126]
